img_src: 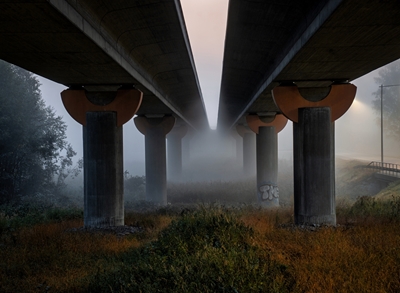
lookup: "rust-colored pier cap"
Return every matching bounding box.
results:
[246,113,288,134]
[134,116,175,136]
[272,83,357,123]
[61,88,143,126]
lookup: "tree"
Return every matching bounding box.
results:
[372,59,400,141]
[0,60,76,204]
[124,171,146,201]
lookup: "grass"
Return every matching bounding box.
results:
[84,207,294,293]
[335,158,381,202]
[1,159,399,292]
[1,200,400,293]
[375,180,400,200]
[0,210,172,293]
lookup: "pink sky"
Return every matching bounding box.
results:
[181,0,229,128]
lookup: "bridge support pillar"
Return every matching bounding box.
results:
[135,116,175,205]
[294,108,335,224]
[273,83,356,225]
[167,125,187,181]
[247,114,288,207]
[61,87,142,227]
[182,132,193,165]
[257,126,278,207]
[83,112,123,227]
[231,131,243,165]
[237,125,256,176]
[243,132,256,175]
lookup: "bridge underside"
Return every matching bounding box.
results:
[219,0,400,225]
[219,0,400,128]
[0,0,210,227]
[0,0,208,130]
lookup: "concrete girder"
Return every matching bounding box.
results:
[219,0,400,130]
[0,0,208,131]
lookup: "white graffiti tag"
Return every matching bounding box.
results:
[259,184,279,201]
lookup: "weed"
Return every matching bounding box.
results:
[1,204,400,292]
[85,208,294,293]
[346,195,400,221]
[0,203,82,231]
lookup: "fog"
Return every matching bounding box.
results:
[36,0,400,180]
[336,68,400,163]
[37,58,400,183]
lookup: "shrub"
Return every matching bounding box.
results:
[0,202,82,232]
[124,175,146,202]
[85,208,294,293]
[345,195,400,221]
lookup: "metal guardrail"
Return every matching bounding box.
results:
[365,161,400,178]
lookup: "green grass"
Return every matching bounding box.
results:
[83,207,294,293]
[1,202,400,293]
[1,159,400,292]
[0,202,82,235]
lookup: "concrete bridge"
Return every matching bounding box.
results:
[2,0,400,227]
[218,0,400,225]
[0,0,208,226]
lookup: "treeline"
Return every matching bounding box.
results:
[0,60,79,205]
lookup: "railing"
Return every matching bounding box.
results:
[366,161,400,178]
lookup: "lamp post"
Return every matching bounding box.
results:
[380,84,400,166]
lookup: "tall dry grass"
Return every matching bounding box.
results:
[1,203,399,292]
[0,213,172,293]
[241,207,400,293]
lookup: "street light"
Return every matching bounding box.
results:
[380,84,400,166]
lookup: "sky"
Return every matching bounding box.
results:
[36,0,399,176]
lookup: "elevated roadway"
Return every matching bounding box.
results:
[218,0,400,129]
[218,0,400,225]
[0,0,208,130]
[0,0,209,226]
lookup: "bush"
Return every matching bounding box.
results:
[347,195,400,221]
[0,202,82,232]
[85,208,294,292]
[124,175,146,202]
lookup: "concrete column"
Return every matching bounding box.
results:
[135,116,175,205]
[246,114,287,207]
[182,132,193,165]
[243,132,256,176]
[146,124,167,204]
[83,112,123,227]
[182,137,190,164]
[167,125,187,181]
[256,126,279,207]
[293,107,336,225]
[273,83,356,226]
[236,135,243,163]
[231,131,243,165]
[167,134,182,180]
[61,87,142,228]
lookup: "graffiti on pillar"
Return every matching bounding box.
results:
[259,184,279,201]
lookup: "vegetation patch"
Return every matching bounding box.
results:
[1,203,400,293]
[84,208,294,293]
